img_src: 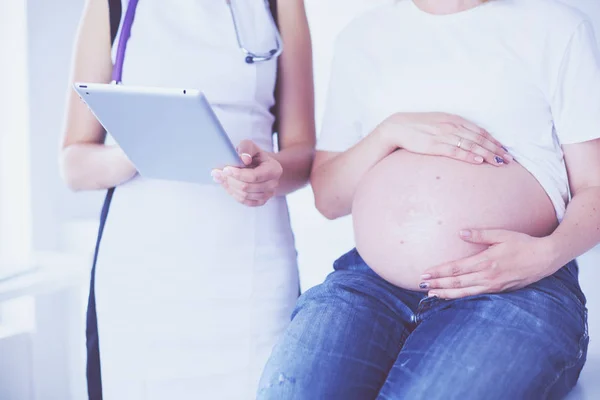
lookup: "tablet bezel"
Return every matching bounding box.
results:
[73,82,242,185]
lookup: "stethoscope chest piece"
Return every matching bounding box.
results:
[227,0,283,64]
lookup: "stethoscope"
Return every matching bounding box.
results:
[113,0,283,83]
[226,0,283,64]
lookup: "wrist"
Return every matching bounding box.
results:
[374,120,399,154]
[539,235,567,274]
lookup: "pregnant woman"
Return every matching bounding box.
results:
[258,0,600,399]
[61,0,313,398]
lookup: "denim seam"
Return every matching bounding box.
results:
[554,277,586,308]
[540,313,589,398]
[555,277,588,336]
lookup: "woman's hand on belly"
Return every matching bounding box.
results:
[211,140,282,207]
[419,228,560,299]
[380,112,512,166]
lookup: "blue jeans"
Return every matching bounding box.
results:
[258,248,589,400]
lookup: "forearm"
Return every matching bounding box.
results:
[546,186,600,268]
[60,143,134,191]
[311,127,395,220]
[271,144,314,196]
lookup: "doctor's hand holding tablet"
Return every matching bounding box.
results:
[74,82,282,206]
[212,140,283,207]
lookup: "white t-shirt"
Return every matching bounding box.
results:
[317,0,600,220]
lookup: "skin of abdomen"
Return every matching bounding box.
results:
[352,150,558,290]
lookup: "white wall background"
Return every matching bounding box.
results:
[26,0,102,254]
[0,0,32,266]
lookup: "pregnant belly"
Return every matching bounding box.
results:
[352,151,558,290]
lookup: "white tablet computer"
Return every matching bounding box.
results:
[73,83,242,185]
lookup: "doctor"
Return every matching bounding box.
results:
[61,0,314,399]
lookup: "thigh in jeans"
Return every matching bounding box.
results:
[257,249,421,400]
[378,261,589,400]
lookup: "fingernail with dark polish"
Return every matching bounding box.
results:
[419,282,430,289]
[494,156,505,164]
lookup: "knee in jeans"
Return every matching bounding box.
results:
[290,280,336,318]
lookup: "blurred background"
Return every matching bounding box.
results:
[1,0,599,399]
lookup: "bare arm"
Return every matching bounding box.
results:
[546,138,600,265]
[270,0,316,196]
[312,113,508,220]
[311,126,393,220]
[60,0,136,191]
[541,20,600,264]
